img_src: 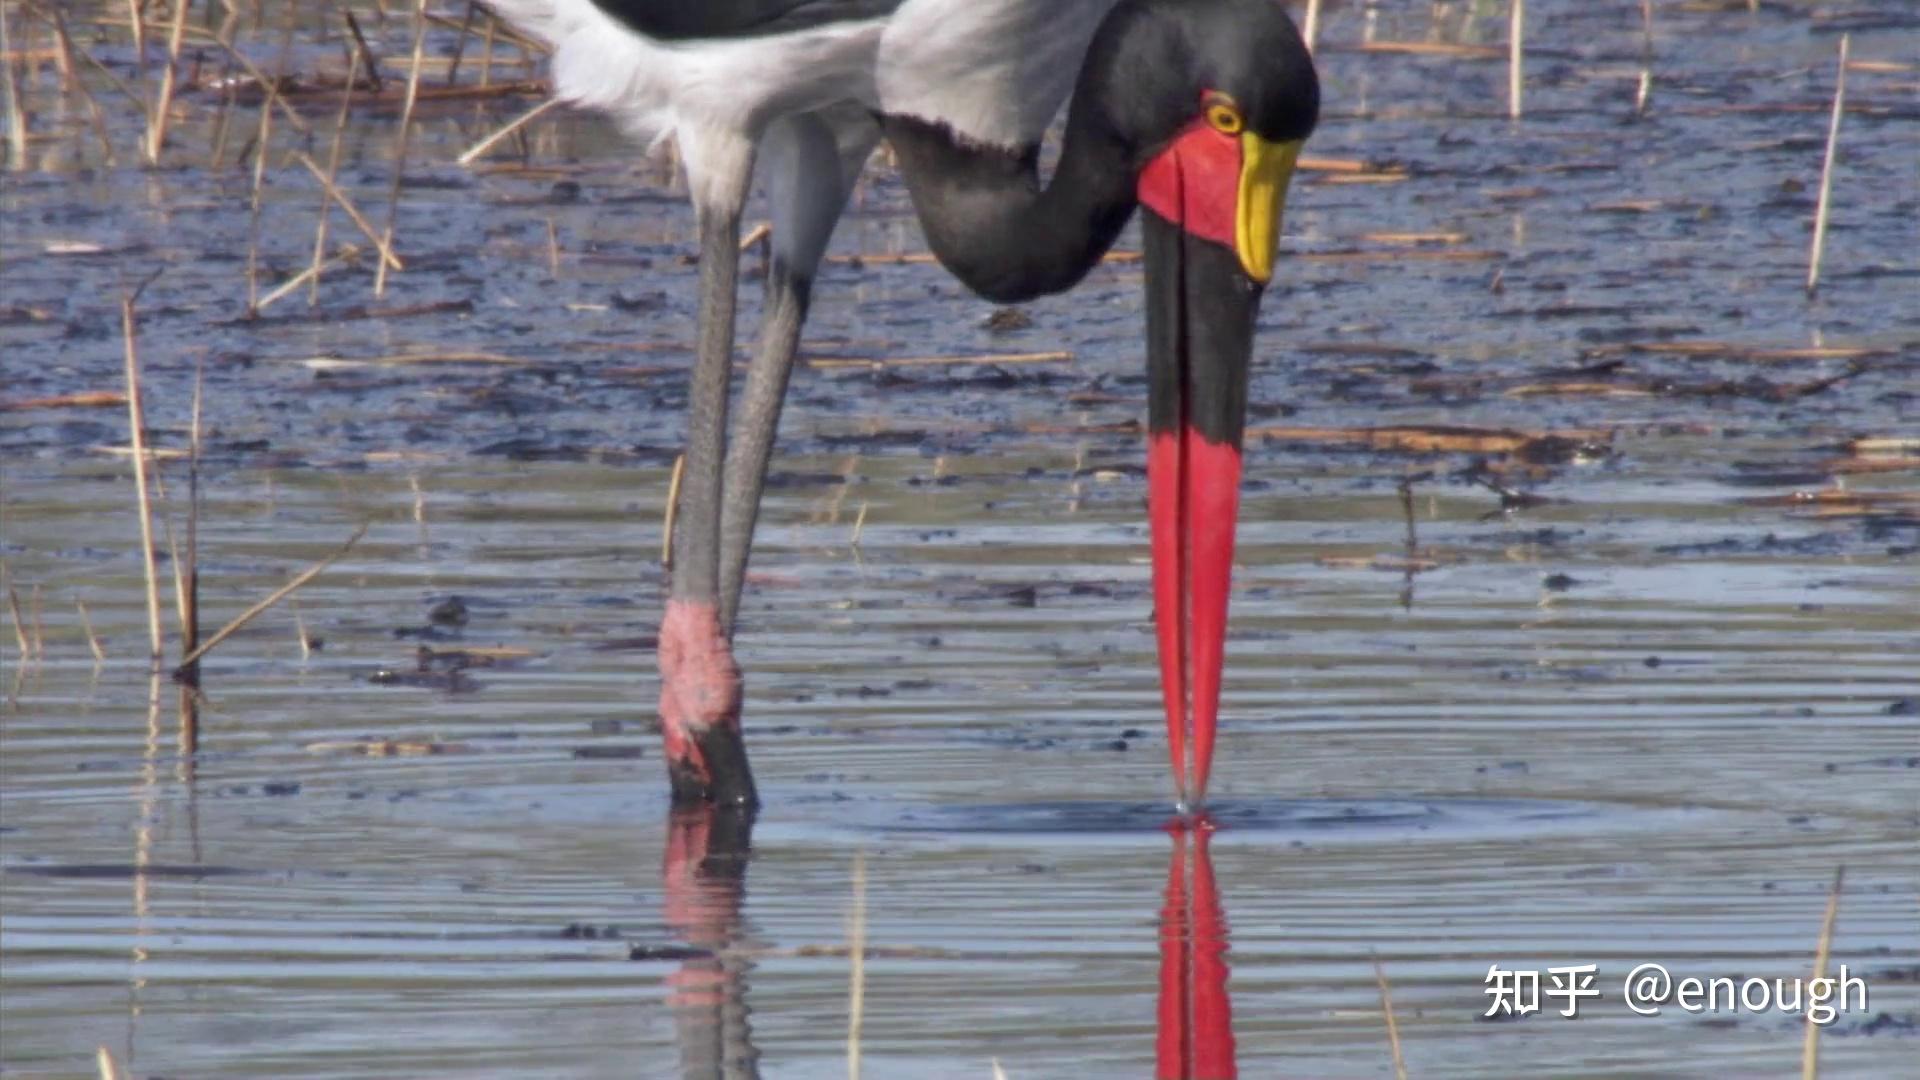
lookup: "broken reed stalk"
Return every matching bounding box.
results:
[95,1046,124,1080]
[122,295,164,663]
[661,454,686,566]
[143,0,191,164]
[374,0,430,297]
[294,153,404,270]
[1800,865,1845,1080]
[1508,0,1525,120]
[0,0,26,169]
[444,0,478,85]
[1302,0,1321,54]
[174,523,369,673]
[455,96,561,166]
[341,11,384,94]
[1372,954,1409,1080]
[77,598,107,663]
[846,851,868,1080]
[1806,35,1848,296]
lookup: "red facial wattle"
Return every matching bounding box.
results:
[1138,119,1245,255]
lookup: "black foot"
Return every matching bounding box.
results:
[665,727,759,810]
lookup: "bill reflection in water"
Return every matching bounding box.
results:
[1158,818,1236,1079]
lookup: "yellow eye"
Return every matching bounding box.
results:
[1205,99,1244,135]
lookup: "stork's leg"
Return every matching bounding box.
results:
[659,134,757,808]
[718,111,876,637]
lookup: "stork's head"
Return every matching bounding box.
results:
[1086,0,1319,810]
[1089,0,1320,282]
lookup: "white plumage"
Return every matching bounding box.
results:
[483,0,895,209]
[485,0,1121,205]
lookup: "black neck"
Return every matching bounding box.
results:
[880,98,1137,305]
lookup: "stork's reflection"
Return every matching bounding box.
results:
[652,806,1237,1078]
[659,804,760,1079]
[1157,817,1236,1080]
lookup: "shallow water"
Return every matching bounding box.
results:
[2,1,1917,1077]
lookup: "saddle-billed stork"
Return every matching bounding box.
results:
[480,0,1320,811]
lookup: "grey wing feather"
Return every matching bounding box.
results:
[588,0,904,40]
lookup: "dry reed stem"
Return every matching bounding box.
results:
[1636,0,1654,116]
[374,0,429,297]
[545,217,560,274]
[42,2,75,87]
[2,390,127,410]
[45,8,116,165]
[122,295,163,662]
[309,47,362,304]
[1299,156,1378,173]
[1372,954,1408,1080]
[95,1046,124,1080]
[1807,35,1849,296]
[260,245,361,311]
[6,586,26,660]
[143,0,191,164]
[808,350,1072,371]
[294,350,524,371]
[739,221,772,252]
[846,850,868,1080]
[455,96,561,165]
[122,0,144,60]
[294,152,405,271]
[1363,230,1468,245]
[183,358,204,668]
[77,598,106,663]
[293,599,311,660]
[244,88,272,312]
[479,10,497,87]
[1508,0,1525,120]
[149,463,191,659]
[1800,865,1844,1080]
[850,501,868,548]
[1,0,27,170]
[1359,41,1500,59]
[28,585,43,659]
[175,523,369,672]
[661,454,685,566]
[1302,0,1320,53]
